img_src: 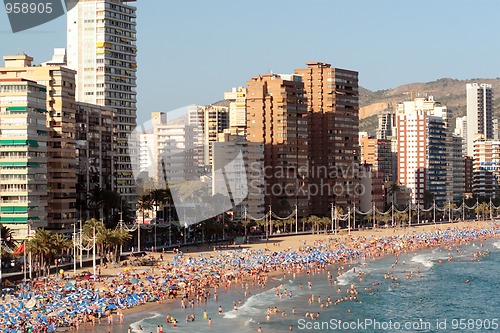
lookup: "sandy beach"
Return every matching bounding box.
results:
[71,220,498,333]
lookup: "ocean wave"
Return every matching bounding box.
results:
[130,312,163,333]
[410,253,449,268]
[223,283,298,319]
[493,241,500,249]
[411,254,434,268]
[336,268,358,286]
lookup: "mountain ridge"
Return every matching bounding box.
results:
[359,77,500,135]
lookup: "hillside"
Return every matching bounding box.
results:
[359,78,500,135]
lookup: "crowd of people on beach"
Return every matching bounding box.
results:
[0,222,498,332]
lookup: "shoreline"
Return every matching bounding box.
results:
[80,220,500,333]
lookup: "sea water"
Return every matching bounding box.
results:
[117,239,500,333]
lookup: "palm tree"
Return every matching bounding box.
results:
[320,217,330,234]
[286,218,295,234]
[0,225,16,249]
[87,187,105,219]
[26,229,51,277]
[137,194,153,224]
[475,202,489,221]
[385,183,401,210]
[26,229,70,277]
[149,189,167,220]
[82,218,106,265]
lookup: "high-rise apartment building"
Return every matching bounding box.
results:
[224,87,247,130]
[451,135,466,202]
[0,78,48,238]
[464,156,473,194]
[189,104,229,166]
[294,62,360,214]
[472,139,500,198]
[377,109,396,140]
[246,73,309,217]
[397,97,447,206]
[454,115,467,154]
[67,0,138,206]
[75,102,114,221]
[0,53,77,232]
[151,112,198,185]
[359,136,393,211]
[138,131,154,180]
[212,130,265,220]
[466,83,493,157]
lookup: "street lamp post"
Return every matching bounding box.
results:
[330,203,334,233]
[295,204,298,234]
[73,222,77,276]
[462,198,465,221]
[372,202,376,229]
[118,210,123,257]
[154,221,157,252]
[417,199,420,225]
[79,219,83,268]
[489,196,493,220]
[92,224,96,276]
[391,201,394,227]
[448,199,451,222]
[353,202,356,231]
[28,221,32,279]
[266,205,271,241]
[408,198,411,228]
[137,220,141,252]
[348,206,351,235]
[433,199,436,224]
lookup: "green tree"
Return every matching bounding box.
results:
[137,194,153,224]
[26,229,71,277]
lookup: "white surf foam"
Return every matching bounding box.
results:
[410,253,448,268]
[411,254,435,268]
[223,283,298,319]
[130,312,163,333]
[493,241,500,249]
[336,268,358,286]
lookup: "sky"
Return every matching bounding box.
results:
[0,0,499,125]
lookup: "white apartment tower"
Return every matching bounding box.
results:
[466,83,493,157]
[67,0,138,205]
[454,115,467,154]
[397,97,448,206]
[224,87,247,130]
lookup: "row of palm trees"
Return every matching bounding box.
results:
[0,219,131,278]
[137,188,173,223]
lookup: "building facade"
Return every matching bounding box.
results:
[454,115,467,154]
[472,139,500,198]
[359,136,393,211]
[246,73,309,217]
[151,112,198,185]
[0,53,77,232]
[212,130,265,220]
[0,78,48,238]
[397,97,447,206]
[189,104,229,167]
[224,87,247,131]
[67,0,138,205]
[466,83,493,157]
[294,62,360,215]
[75,102,114,221]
